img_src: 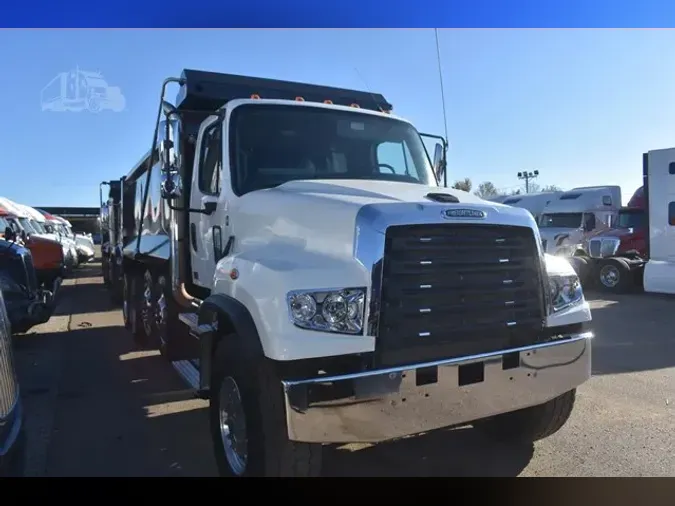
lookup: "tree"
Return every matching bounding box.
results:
[510,189,522,196]
[527,182,541,194]
[452,177,472,192]
[541,184,562,192]
[474,181,499,199]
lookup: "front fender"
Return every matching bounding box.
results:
[211,250,375,361]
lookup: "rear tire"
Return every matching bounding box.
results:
[209,336,322,477]
[473,389,576,443]
[102,257,110,286]
[123,271,152,347]
[154,273,183,359]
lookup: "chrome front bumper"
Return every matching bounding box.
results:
[282,332,593,443]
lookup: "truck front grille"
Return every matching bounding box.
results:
[375,224,546,367]
[588,237,620,259]
[0,294,18,419]
[22,250,39,295]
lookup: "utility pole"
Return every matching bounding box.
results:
[517,170,539,193]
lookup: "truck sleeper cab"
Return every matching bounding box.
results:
[114,69,593,477]
[498,191,563,223]
[643,148,675,294]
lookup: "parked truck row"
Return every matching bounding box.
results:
[0,197,95,335]
[489,160,675,296]
[100,69,593,477]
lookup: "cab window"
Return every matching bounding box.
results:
[199,124,222,196]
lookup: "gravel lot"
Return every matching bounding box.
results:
[12,259,675,476]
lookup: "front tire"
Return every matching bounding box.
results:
[473,389,576,443]
[597,257,632,293]
[209,336,322,477]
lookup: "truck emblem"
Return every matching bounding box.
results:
[441,208,486,220]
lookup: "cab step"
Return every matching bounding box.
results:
[172,360,210,399]
[178,312,216,338]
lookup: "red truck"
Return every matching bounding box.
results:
[570,186,646,292]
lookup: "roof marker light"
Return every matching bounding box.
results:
[323,99,333,104]
[350,103,360,108]
[250,94,261,99]
[295,96,305,102]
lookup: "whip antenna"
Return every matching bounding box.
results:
[435,28,449,187]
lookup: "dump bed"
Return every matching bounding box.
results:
[175,69,393,113]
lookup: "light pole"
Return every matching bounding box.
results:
[517,170,539,193]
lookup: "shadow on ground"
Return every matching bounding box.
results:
[18,258,535,477]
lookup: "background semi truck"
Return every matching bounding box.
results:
[567,184,646,293]
[643,147,675,294]
[100,69,593,477]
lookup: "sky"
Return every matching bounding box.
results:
[1,28,674,207]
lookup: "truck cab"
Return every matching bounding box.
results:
[37,211,78,270]
[499,191,563,223]
[99,179,124,298]
[0,204,64,288]
[113,69,593,477]
[585,187,646,260]
[538,186,621,255]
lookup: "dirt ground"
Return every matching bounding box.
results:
[12,259,675,476]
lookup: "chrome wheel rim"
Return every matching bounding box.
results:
[122,278,129,322]
[600,265,620,288]
[141,277,153,336]
[155,284,167,347]
[219,376,248,476]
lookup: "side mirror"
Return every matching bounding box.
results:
[20,229,28,241]
[432,143,446,185]
[4,226,15,242]
[158,109,183,200]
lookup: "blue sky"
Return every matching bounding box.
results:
[1,29,674,207]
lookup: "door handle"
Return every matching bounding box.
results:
[190,223,198,251]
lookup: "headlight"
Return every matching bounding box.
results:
[548,274,584,312]
[287,288,366,335]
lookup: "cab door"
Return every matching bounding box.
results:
[189,117,227,290]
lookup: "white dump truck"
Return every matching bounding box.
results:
[103,69,593,477]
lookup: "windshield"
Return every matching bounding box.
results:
[30,220,46,234]
[539,213,583,229]
[229,104,437,195]
[616,209,645,229]
[18,217,36,233]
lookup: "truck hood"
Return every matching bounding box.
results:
[592,227,640,239]
[74,234,94,248]
[233,179,537,264]
[538,227,580,242]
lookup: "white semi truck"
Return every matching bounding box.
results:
[538,186,621,256]
[643,147,675,294]
[103,69,593,477]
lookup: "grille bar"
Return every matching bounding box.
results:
[375,224,545,367]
